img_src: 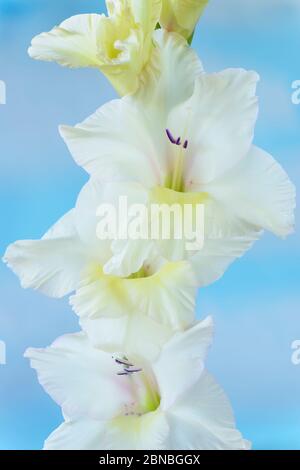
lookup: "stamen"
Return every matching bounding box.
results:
[124,368,143,374]
[115,358,133,367]
[115,355,143,376]
[166,128,176,144]
[166,129,188,150]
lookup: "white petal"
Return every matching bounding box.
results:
[153,317,213,409]
[25,333,134,421]
[168,68,259,185]
[101,181,152,277]
[44,410,169,450]
[72,260,197,331]
[74,178,112,265]
[28,15,106,68]
[190,232,259,287]
[135,30,203,128]
[166,371,251,450]
[148,186,208,263]
[102,410,169,450]
[3,210,88,298]
[44,419,107,450]
[100,182,205,277]
[80,314,173,363]
[75,179,152,277]
[104,238,154,278]
[206,145,296,237]
[60,100,164,186]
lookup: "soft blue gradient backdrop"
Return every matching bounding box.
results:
[0,0,299,450]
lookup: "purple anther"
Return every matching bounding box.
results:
[117,372,129,376]
[166,128,176,144]
[124,368,143,374]
[166,129,188,149]
[115,358,133,367]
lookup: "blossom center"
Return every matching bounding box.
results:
[126,263,152,279]
[114,355,160,417]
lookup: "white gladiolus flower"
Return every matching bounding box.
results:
[160,0,209,39]
[28,0,162,96]
[3,0,293,452]
[24,317,250,450]
[59,31,295,280]
[4,179,198,347]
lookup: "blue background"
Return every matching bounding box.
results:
[0,0,299,450]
